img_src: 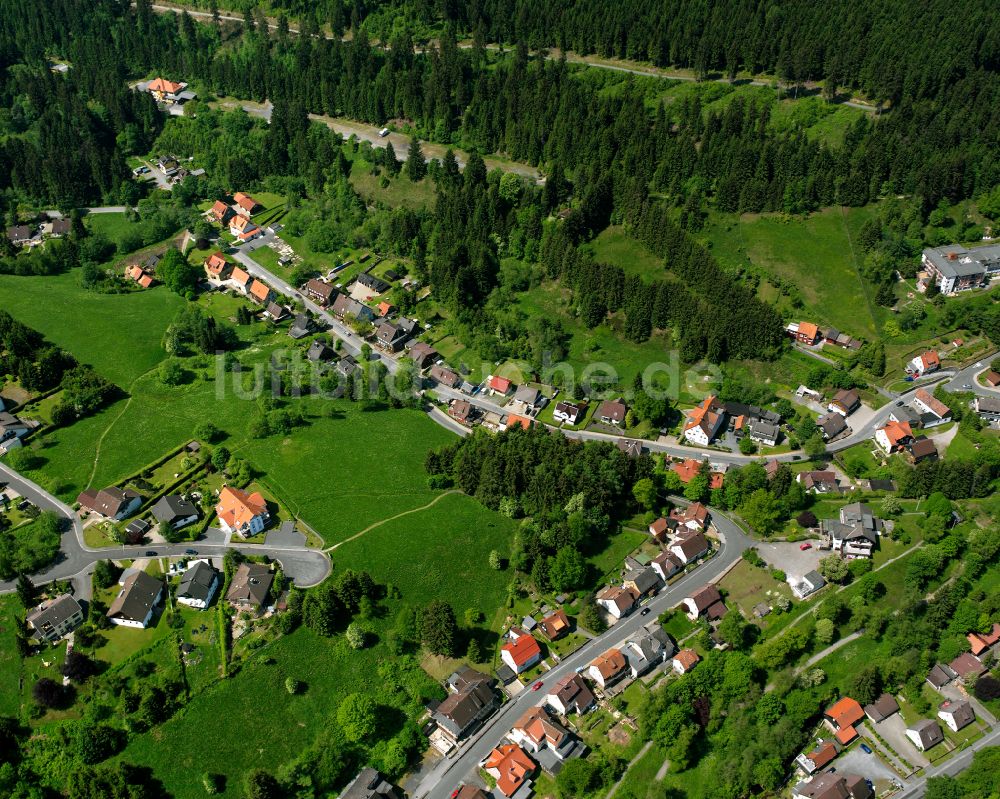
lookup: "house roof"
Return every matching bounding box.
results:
[337,768,402,799]
[434,679,496,733]
[673,648,699,671]
[307,340,335,362]
[589,648,627,680]
[107,571,162,622]
[506,414,532,430]
[484,744,535,798]
[513,385,542,406]
[232,192,259,213]
[548,673,594,714]
[489,375,513,393]
[909,438,938,460]
[914,389,950,418]
[652,551,683,575]
[596,584,639,612]
[230,216,258,234]
[949,652,986,679]
[151,494,198,524]
[804,740,838,770]
[967,623,1000,655]
[409,341,438,363]
[832,388,860,410]
[501,631,541,668]
[305,278,336,301]
[205,252,229,275]
[27,594,82,634]
[879,419,912,446]
[908,719,944,749]
[512,706,570,750]
[430,365,461,388]
[76,486,139,517]
[265,301,286,320]
[554,401,583,419]
[649,517,669,537]
[455,787,491,799]
[230,267,251,286]
[624,566,661,594]
[671,459,724,489]
[226,562,273,607]
[177,561,218,603]
[673,532,709,561]
[939,700,975,729]
[249,279,271,303]
[449,399,472,421]
[538,609,570,640]
[798,321,819,340]
[684,395,723,437]
[927,663,957,688]
[826,697,865,731]
[864,693,899,722]
[595,398,627,423]
[686,584,722,613]
[215,486,267,530]
[793,773,872,799]
[148,77,183,93]
[210,200,230,219]
[918,350,941,370]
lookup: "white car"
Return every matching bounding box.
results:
[378,127,390,137]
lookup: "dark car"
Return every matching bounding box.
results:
[860,744,872,754]
[144,550,157,556]
[185,548,198,555]
[640,607,652,616]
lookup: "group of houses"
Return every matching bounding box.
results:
[5,215,71,249]
[203,251,290,318]
[786,321,864,352]
[681,395,783,448]
[207,192,264,242]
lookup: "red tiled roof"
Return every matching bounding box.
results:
[484,744,535,797]
[968,623,1000,656]
[148,77,182,93]
[489,375,512,393]
[798,321,819,341]
[826,697,864,731]
[501,632,541,668]
[673,649,700,671]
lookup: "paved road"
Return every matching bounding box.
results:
[41,207,132,217]
[0,461,331,592]
[412,505,753,799]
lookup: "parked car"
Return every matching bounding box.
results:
[860,744,872,754]
[531,681,544,692]
[144,550,157,556]
[799,542,812,550]
[184,548,198,555]
[640,607,652,616]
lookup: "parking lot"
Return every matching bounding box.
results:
[756,540,824,579]
[836,745,901,789]
[875,714,930,768]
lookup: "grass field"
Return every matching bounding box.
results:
[0,595,23,717]
[588,226,666,280]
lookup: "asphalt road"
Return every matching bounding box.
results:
[412,505,753,799]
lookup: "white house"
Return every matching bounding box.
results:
[909,350,940,376]
[595,585,638,620]
[215,486,269,537]
[937,700,975,733]
[681,395,725,446]
[500,627,542,674]
[107,571,163,628]
[176,561,220,610]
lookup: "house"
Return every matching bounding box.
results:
[595,585,639,620]
[511,385,542,413]
[336,356,361,380]
[791,773,872,799]
[204,251,232,280]
[432,667,499,745]
[408,341,438,369]
[908,437,938,464]
[588,647,628,689]
[967,623,1000,656]
[229,215,261,242]
[795,321,821,345]
[448,399,474,425]
[336,768,403,799]
[949,652,986,683]
[671,460,724,490]
[209,200,234,224]
[828,389,861,417]
[906,719,944,751]
[862,478,896,492]
[123,518,151,544]
[355,272,391,295]
[818,412,848,440]
[430,365,461,389]
[151,494,200,530]
[648,517,672,541]
[376,321,407,352]
[911,389,951,425]
[500,627,542,673]
[229,267,252,293]
[795,740,839,775]
[595,398,628,426]
[307,340,336,363]
[672,648,700,674]
[0,412,35,451]
[624,623,675,678]
[746,419,780,446]
[824,697,865,745]
[973,395,1000,423]
[6,225,35,246]
[453,788,490,799]
[125,263,156,288]
[617,438,643,458]
[670,532,710,565]
[232,192,261,217]
[682,584,726,621]
[288,313,315,339]
[909,350,941,376]
[926,663,958,689]
[798,470,840,494]
[146,77,185,101]
[790,570,827,599]
[508,706,579,762]
[482,744,536,798]
[623,567,661,598]
[546,673,596,716]
[331,293,374,323]
[243,279,270,305]
[176,561,220,610]
[304,278,337,306]
[823,503,882,558]
[264,302,288,322]
[226,562,274,610]
[920,244,1000,293]
[553,401,584,425]
[488,375,514,396]
[938,700,975,733]
[76,486,142,521]
[538,609,571,641]
[215,486,269,537]
[26,594,84,643]
[875,419,913,453]
[506,414,533,431]
[107,571,163,628]
[682,395,725,445]
[651,551,683,581]
[864,693,900,723]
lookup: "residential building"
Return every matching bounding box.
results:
[408,341,438,369]
[513,385,542,411]
[553,401,583,425]
[682,395,725,445]
[355,271,391,295]
[624,623,675,678]
[938,700,975,733]
[232,192,261,217]
[376,321,407,352]
[824,697,865,745]
[967,623,1000,657]
[911,389,951,426]
[670,532,709,565]
[246,279,271,305]
[828,389,861,417]
[672,648,700,674]
[595,585,638,620]
[307,339,336,363]
[908,437,938,463]
[794,321,820,345]
[588,648,628,689]
[648,516,673,542]
[123,518,151,544]
[682,584,726,621]
[26,594,84,643]
[215,486,269,537]
[508,706,579,762]
[863,693,899,723]
[304,278,337,306]
[0,412,35,452]
[448,399,474,425]
[76,486,141,521]
[909,350,941,376]
[336,768,403,799]
[798,470,840,494]
[264,302,288,322]
[906,719,944,751]
[432,667,499,745]
[926,663,958,689]
[151,494,200,530]
[818,412,848,440]
[671,502,710,532]
[623,566,661,598]
[795,740,839,775]
[176,561,220,610]
[204,251,232,280]
[546,673,596,716]
[791,773,872,799]
[538,609,571,641]
[226,562,274,610]
[949,652,986,683]
[125,263,155,288]
[488,375,513,396]
[506,414,532,431]
[209,200,233,224]
[617,437,643,458]
[973,395,1000,423]
[790,570,827,600]
[229,267,252,293]
[746,418,780,446]
[920,244,1000,294]
[500,627,542,674]
[288,313,314,339]
[595,398,627,426]
[229,215,261,242]
[823,502,882,558]
[651,551,683,582]
[482,744,536,798]
[107,571,163,628]
[430,364,461,389]
[146,77,185,101]
[671,459,724,490]
[453,787,490,799]
[6,225,35,246]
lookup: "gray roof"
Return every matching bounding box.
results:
[151,494,198,524]
[747,419,780,440]
[818,412,847,437]
[433,679,497,737]
[923,244,1000,279]
[514,385,542,406]
[927,663,957,688]
[108,571,162,622]
[307,340,335,362]
[939,700,975,729]
[27,594,83,633]
[337,768,402,799]
[908,718,944,749]
[226,562,273,607]
[355,272,391,293]
[840,502,878,531]
[289,313,313,338]
[804,570,827,589]
[975,395,1000,414]
[177,561,218,603]
[625,567,662,595]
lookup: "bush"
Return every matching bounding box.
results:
[796,511,818,528]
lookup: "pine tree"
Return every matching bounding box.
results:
[405,136,426,182]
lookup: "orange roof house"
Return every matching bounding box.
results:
[538,609,571,641]
[483,744,536,797]
[500,629,542,673]
[147,77,183,95]
[377,301,394,317]
[248,279,273,304]
[489,375,513,394]
[506,414,532,431]
[876,419,913,452]
[209,199,232,222]
[125,264,155,288]
[672,648,700,674]
[671,459,724,490]
[682,395,725,445]
[229,215,261,241]
[797,321,820,343]
[204,252,231,278]
[230,267,252,289]
[968,623,1000,656]
[232,192,261,216]
[215,486,269,537]
[824,697,864,743]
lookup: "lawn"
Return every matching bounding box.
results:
[0,595,23,717]
[612,741,669,799]
[84,213,141,249]
[587,226,666,281]
[591,528,648,585]
[717,559,793,619]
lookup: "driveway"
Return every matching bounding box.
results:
[265,524,306,549]
[876,714,929,768]
[755,540,824,578]
[935,681,998,725]
[836,746,902,791]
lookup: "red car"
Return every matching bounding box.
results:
[450,790,460,799]
[799,542,812,550]
[532,681,544,691]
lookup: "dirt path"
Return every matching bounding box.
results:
[323,490,461,553]
[654,755,671,781]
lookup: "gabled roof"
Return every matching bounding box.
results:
[913,389,950,418]
[215,486,267,530]
[77,486,140,517]
[684,395,723,437]
[879,419,912,446]
[938,700,975,729]
[686,584,722,613]
[27,594,83,633]
[831,388,860,410]
[483,744,535,797]
[177,561,218,603]
[803,740,838,770]
[489,375,513,393]
[595,398,627,423]
[918,350,940,370]
[430,365,461,388]
[209,200,231,220]
[798,321,819,340]
[230,216,259,234]
[232,192,259,213]
[226,562,273,607]
[151,493,198,524]
[305,278,336,301]
[825,697,864,731]
[501,631,541,668]
[230,267,251,287]
[864,693,899,722]
[108,571,162,622]
[547,673,595,714]
[596,584,638,612]
[148,77,183,93]
[538,609,570,640]
[908,718,944,749]
[205,251,229,275]
[672,532,709,561]
[949,652,986,679]
[249,279,271,303]
[512,706,570,750]
[589,648,627,680]
[967,623,1000,655]
[927,663,957,688]
[673,648,699,670]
